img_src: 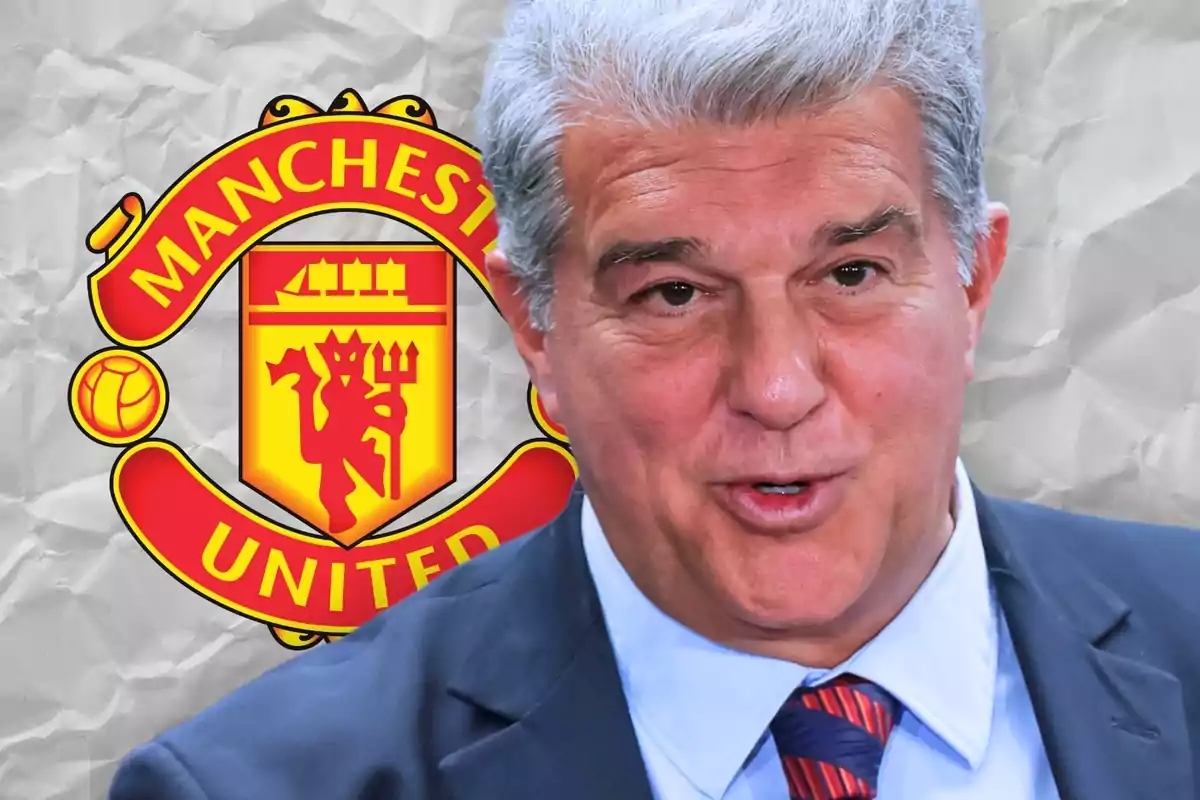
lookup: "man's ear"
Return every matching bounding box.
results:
[484,248,560,420]
[963,203,1010,380]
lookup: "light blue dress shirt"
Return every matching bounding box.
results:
[580,459,1063,799]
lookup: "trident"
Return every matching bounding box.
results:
[372,340,419,500]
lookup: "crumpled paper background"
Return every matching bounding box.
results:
[1,0,1197,797]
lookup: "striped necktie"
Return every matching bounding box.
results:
[768,674,901,799]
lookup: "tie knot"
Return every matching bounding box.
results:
[769,674,902,799]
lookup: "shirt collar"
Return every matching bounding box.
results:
[581,460,998,799]
[835,459,998,769]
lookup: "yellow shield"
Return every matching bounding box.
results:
[240,244,456,547]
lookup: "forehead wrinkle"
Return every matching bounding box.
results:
[563,105,934,266]
[592,135,913,210]
[584,150,811,231]
[580,125,823,197]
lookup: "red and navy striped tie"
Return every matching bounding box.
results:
[769,674,901,799]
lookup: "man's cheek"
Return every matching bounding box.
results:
[881,359,963,442]
[624,364,716,437]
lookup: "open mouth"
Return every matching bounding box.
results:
[751,482,810,496]
[712,472,849,531]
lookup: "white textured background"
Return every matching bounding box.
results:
[1,0,1198,797]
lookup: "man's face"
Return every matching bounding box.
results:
[489,85,1007,659]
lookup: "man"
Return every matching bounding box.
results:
[109,0,1200,798]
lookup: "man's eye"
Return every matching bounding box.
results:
[827,262,880,288]
[640,282,698,307]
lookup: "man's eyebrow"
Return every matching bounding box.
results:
[816,205,923,249]
[593,207,920,271]
[595,237,707,272]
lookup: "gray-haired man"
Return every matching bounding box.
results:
[111,1,1200,798]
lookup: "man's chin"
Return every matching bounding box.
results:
[732,600,861,637]
[712,574,869,639]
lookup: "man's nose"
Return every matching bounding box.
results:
[725,302,826,431]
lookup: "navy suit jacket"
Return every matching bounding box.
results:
[109,485,1200,799]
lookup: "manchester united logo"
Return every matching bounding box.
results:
[67,89,576,649]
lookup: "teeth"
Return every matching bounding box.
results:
[754,483,806,495]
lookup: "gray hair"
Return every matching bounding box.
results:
[477,0,990,330]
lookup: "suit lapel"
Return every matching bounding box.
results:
[975,488,1193,800]
[439,487,655,800]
